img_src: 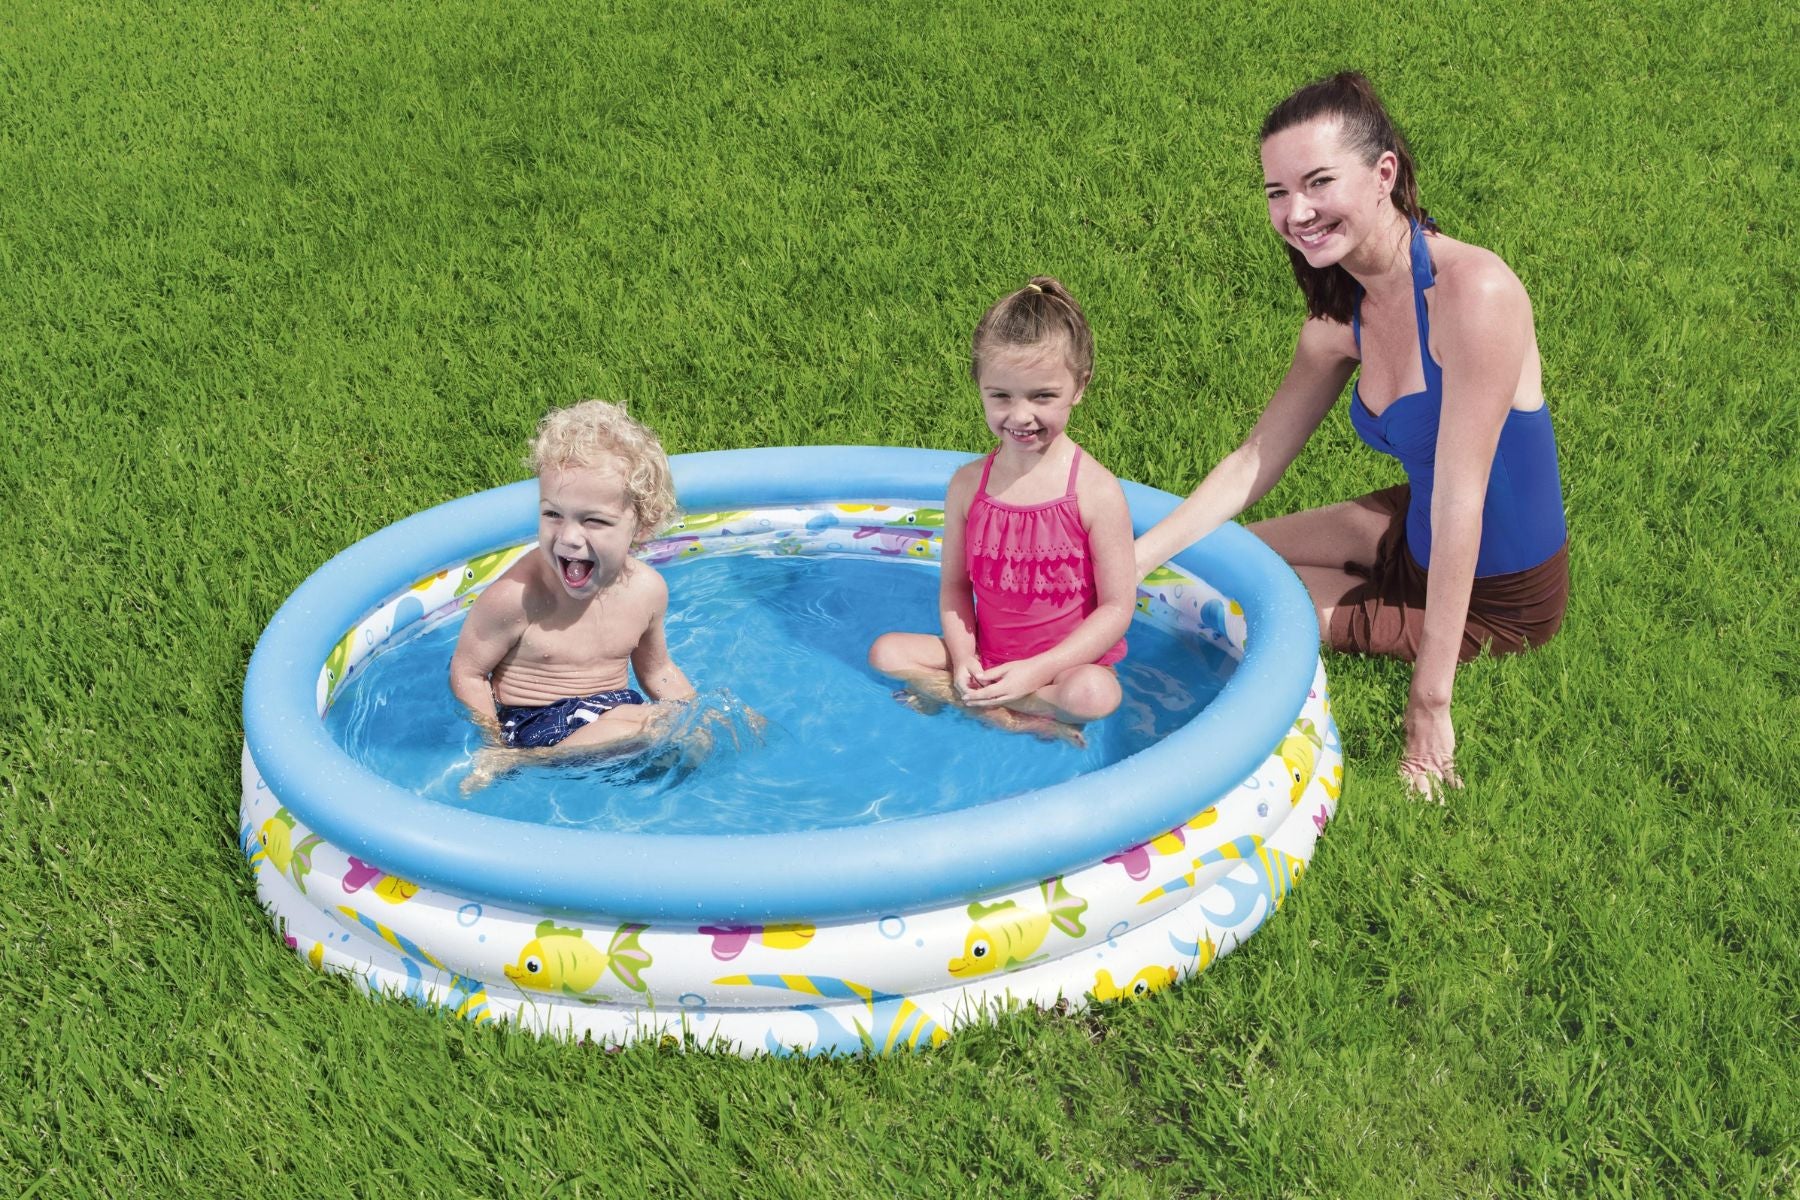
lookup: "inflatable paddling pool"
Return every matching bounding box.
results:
[240,447,1343,1054]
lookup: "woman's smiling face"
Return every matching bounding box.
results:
[1260,117,1395,269]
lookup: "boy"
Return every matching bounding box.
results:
[450,400,694,789]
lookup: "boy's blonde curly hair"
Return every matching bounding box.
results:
[527,400,679,538]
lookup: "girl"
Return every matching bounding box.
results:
[870,277,1136,743]
[1133,73,1569,797]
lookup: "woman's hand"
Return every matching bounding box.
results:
[1399,696,1462,801]
[960,657,1055,708]
[1132,546,1158,586]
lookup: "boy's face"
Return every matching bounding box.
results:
[537,460,640,600]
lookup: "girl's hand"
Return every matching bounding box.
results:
[1399,698,1462,802]
[960,658,1055,708]
[950,657,989,701]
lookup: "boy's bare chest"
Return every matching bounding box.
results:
[513,591,651,666]
[525,611,648,658]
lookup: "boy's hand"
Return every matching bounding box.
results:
[960,657,1055,708]
[464,706,506,748]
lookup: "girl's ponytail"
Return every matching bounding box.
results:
[972,276,1095,384]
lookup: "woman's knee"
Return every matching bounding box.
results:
[1250,492,1398,570]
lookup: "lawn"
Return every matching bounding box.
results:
[2,0,1796,1195]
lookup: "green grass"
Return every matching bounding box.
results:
[3,0,1797,1195]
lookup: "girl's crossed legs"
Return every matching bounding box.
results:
[868,633,1118,743]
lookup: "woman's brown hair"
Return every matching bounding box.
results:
[1261,71,1432,324]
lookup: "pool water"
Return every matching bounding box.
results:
[325,554,1236,836]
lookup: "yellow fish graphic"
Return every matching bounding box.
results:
[454,548,526,598]
[948,879,1088,978]
[503,921,652,998]
[324,628,358,703]
[1277,719,1324,804]
[1091,963,1178,1003]
[1141,565,1187,588]
[259,808,323,893]
[1138,834,1305,910]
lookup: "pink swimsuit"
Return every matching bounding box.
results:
[964,447,1128,672]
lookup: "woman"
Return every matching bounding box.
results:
[1134,72,1568,797]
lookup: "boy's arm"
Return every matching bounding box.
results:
[629,570,696,702]
[448,581,526,736]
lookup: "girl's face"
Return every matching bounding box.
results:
[1260,117,1395,269]
[976,342,1086,457]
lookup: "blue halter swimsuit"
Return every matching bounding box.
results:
[1349,222,1567,577]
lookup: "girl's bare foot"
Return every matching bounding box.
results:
[892,687,947,716]
[1017,712,1085,748]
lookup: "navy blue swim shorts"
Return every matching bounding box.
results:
[495,688,646,749]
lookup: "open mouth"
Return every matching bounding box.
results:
[559,556,595,588]
[1003,426,1043,443]
[1294,221,1340,249]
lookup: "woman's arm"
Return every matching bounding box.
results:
[1407,259,1533,795]
[1133,318,1358,579]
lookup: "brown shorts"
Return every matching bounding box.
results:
[1328,485,1569,663]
